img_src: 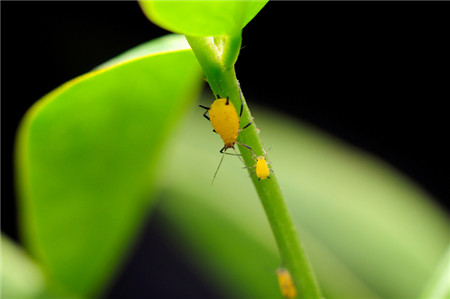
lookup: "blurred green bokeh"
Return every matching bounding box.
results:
[154,104,450,299]
[13,36,202,297]
[1,235,47,299]
[4,33,448,299]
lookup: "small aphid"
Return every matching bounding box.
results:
[255,156,271,180]
[199,85,253,184]
[276,268,297,299]
[245,148,273,181]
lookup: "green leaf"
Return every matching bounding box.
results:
[95,34,190,70]
[15,37,202,297]
[419,244,450,299]
[139,1,268,36]
[139,2,267,69]
[155,105,450,299]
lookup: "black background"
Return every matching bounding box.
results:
[2,2,448,298]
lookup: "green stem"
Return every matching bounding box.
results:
[186,35,322,299]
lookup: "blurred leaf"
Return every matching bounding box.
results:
[1,234,48,298]
[154,104,449,299]
[15,37,202,297]
[158,191,282,299]
[95,34,190,70]
[139,1,268,36]
[419,244,450,299]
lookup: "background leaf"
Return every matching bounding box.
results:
[5,3,448,299]
[95,34,190,70]
[419,244,450,299]
[152,104,449,299]
[15,39,202,297]
[139,1,268,36]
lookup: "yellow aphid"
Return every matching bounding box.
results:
[256,156,271,180]
[199,87,252,184]
[208,97,241,149]
[245,148,273,181]
[276,268,297,299]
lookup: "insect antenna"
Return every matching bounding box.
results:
[211,150,226,186]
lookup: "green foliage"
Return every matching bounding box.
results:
[156,106,450,299]
[139,1,268,36]
[6,2,449,299]
[15,36,202,297]
[140,1,267,70]
[419,244,450,299]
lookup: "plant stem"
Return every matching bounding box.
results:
[186,35,322,299]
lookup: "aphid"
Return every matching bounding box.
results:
[245,148,273,181]
[276,267,297,299]
[255,155,271,180]
[199,86,253,184]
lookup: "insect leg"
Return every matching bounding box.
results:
[224,152,241,156]
[220,146,240,156]
[232,147,248,168]
[236,141,252,152]
[199,105,210,121]
[240,118,253,131]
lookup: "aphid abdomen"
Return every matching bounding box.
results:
[256,156,270,180]
[209,98,240,148]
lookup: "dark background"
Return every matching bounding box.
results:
[2,2,448,298]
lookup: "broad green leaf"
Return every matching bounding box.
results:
[15,37,202,297]
[155,104,450,299]
[139,1,268,36]
[95,34,190,70]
